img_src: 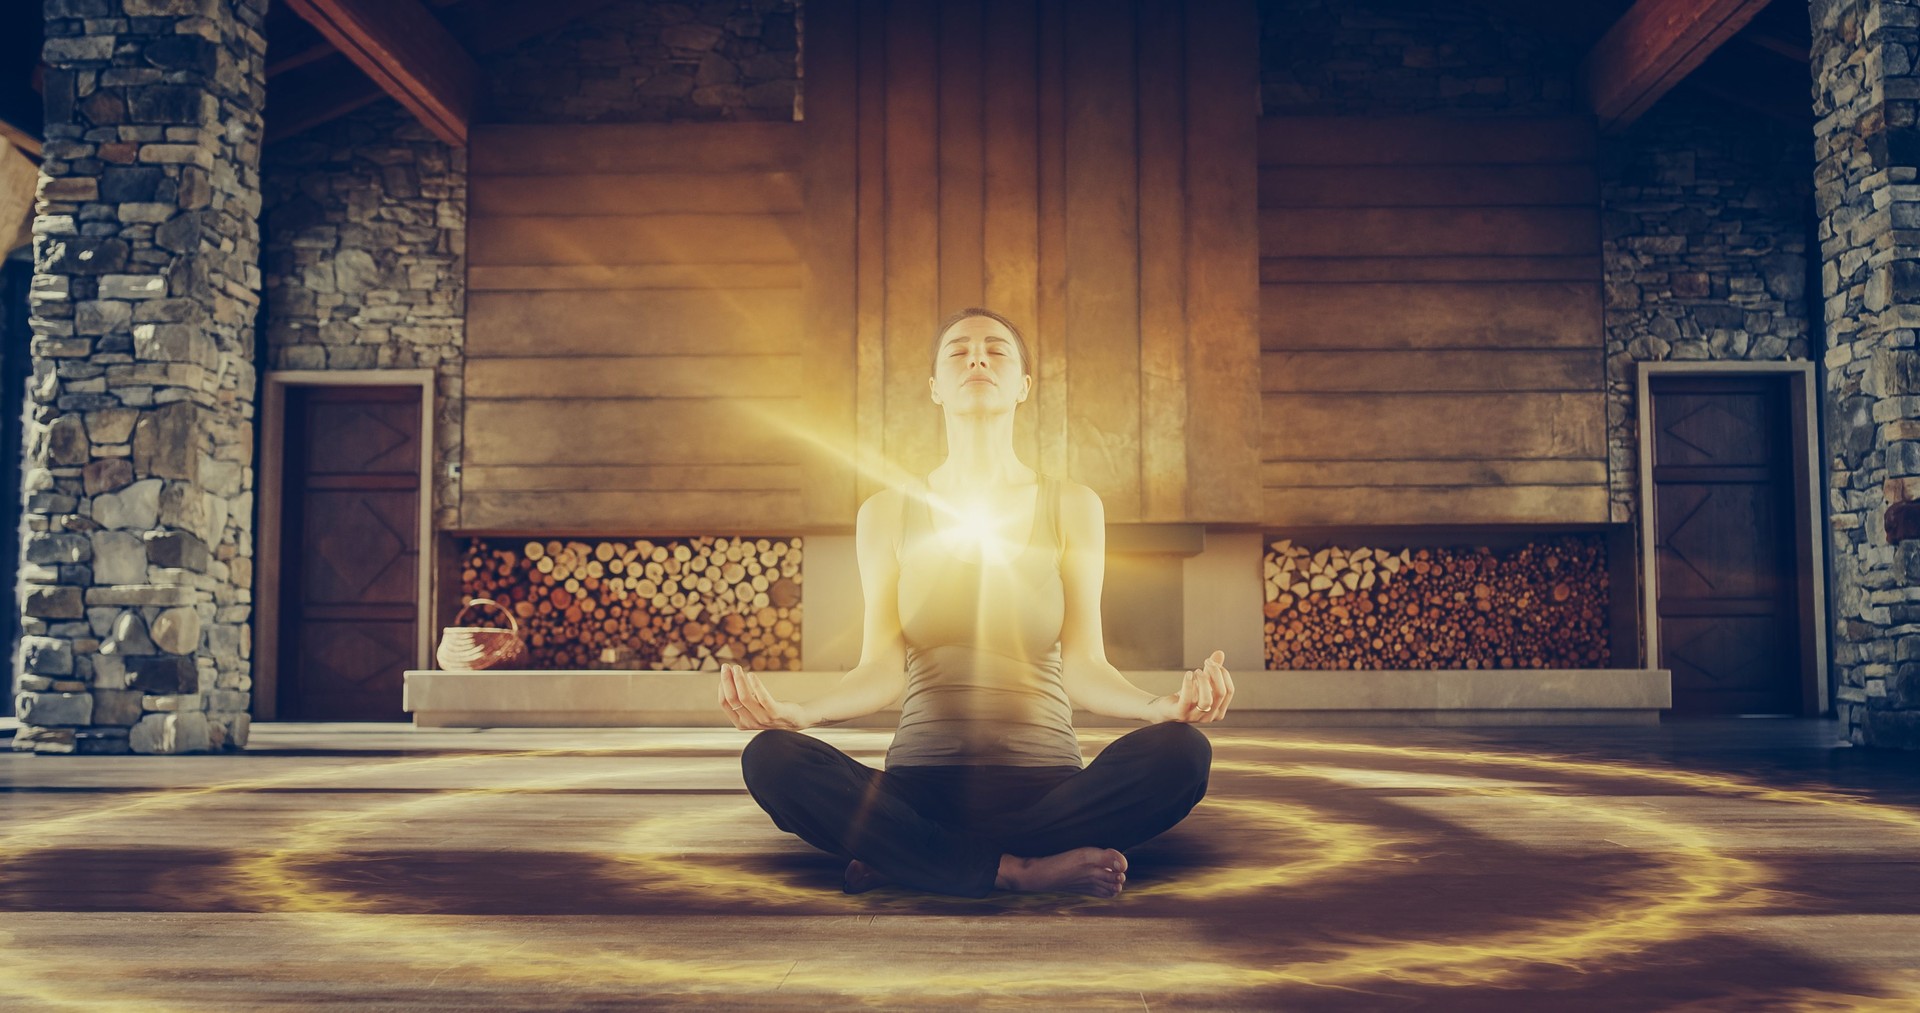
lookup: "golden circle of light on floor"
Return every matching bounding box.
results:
[2,726,1919,1008]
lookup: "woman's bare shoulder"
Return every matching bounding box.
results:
[1054,477,1102,510]
[857,485,908,520]
[856,486,909,555]
[1054,478,1104,543]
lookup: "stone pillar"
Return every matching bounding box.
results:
[1814,0,1920,747]
[17,0,267,754]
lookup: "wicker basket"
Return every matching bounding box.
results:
[435,598,528,671]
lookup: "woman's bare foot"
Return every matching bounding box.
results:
[994,848,1128,897]
[843,858,889,894]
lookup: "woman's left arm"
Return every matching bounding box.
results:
[1057,483,1234,723]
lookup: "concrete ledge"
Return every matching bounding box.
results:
[404,668,1670,728]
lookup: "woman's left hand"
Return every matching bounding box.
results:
[1149,649,1234,724]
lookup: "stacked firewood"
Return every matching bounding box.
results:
[458,536,804,671]
[1263,536,1610,670]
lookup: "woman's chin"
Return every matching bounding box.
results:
[945,401,1014,418]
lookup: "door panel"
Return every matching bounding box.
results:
[1648,377,1799,715]
[279,386,422,721]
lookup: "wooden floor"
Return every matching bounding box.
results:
[3,719,1920,1010]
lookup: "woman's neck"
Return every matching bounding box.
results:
[932,413,1032,492]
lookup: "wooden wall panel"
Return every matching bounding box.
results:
[464,464,801,492]
[1258,117,1597,165]
[1181,0,1263,522]
[800,0,861,525]
[852,0,890,500]
[1261,283,1602,349]
[1263,486,1610,527]
[1261,256,1600,285]
[465,356,804,400]
[1260,392,1606,460]
[465,289,800,356]
[1260,207,1600,258]
[465,400,803,466]
[465,491,805,531]
[1259,116,1606,527]
[469,214,803,265]
[470,172,802,215]
[467,263,802,292]
[1262,349,1602,393]
[1136,0,1188,521]
[461,8,1604,537]
[464,122,809,531]
[879,0,943,486]
[982,0,1042,472]
[1034,0,1070,482]
[1260,164,1597,208]
[1263,459,1606,488]
[466,2,1269,532]
[1062,0,1142,517]
[840,0,1261,522]
[937,0,985,313]
[470,123,801,173]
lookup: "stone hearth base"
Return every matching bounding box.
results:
[403,669,1671,728]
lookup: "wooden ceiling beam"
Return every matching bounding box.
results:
[267,54,387,142]
[1583,0,1775,132]
[1679,36,1813,126]
[266,40,338,78]
[0,116,38,159]
[3,134,39,254]
[270,0,619,145]
[1740,30,1810,64]
[282,0,480,145]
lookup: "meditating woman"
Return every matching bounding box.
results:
[720,307,1234,898]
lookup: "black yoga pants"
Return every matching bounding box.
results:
[739,721,1211,898]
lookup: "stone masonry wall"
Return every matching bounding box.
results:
[482,0,800,123]
[1599,91,1816,524]
[260,103,467,530]
[19,0,268,754]
[1258,0,1579,116]
[1813,0,1920,747]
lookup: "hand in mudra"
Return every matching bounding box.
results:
[1150,649,1235,724]
[718,662,811,730]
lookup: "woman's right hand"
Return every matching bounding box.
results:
[718,662,813,730]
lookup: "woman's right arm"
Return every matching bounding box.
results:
[796,490,910,726]
[719,490,908,730]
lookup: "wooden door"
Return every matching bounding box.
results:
[1648,375,1801,715]
[278,386,422,720]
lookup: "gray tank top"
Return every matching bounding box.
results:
[886,473,1084,769]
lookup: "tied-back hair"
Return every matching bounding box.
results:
[932,307,1033,379]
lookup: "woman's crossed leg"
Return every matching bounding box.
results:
[741,722,1210,899]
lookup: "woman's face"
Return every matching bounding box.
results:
[929,316,1030,415]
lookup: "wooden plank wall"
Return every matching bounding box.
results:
[1258,117,1609,526]
[812,0,1263,524]
[463,122,809,531]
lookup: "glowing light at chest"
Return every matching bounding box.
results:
[926,492,1027,567]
